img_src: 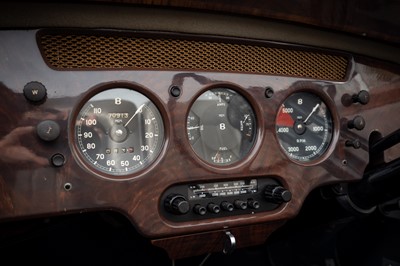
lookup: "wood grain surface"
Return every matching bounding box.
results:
[0,29,399,258]
[85,0,400,45]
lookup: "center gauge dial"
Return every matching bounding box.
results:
[187,88,257,166]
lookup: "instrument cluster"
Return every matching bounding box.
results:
[72,84,336,179]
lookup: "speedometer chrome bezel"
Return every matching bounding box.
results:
[69,81,169,181]
[274,87,339,166]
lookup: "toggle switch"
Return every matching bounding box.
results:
[348,116,366,130]
[346,139,361,149]
[352,90,370,105]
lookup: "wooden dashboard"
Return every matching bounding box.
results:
[0,2,400,259]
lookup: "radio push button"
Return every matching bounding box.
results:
[247,199,260,209]
[193,204,207,215]
[221,201,234,212]
[234,199,248,210]
[207,203,221,214]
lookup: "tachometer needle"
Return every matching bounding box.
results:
[304,103,320,123]
[124,104,145,127]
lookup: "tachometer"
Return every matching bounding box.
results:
[74,88,164,177]
[275,92,333,163]
[187,88,257,166]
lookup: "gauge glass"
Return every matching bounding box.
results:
[187,88,257,166]
[74,88,164,176]
[275,92,333,162]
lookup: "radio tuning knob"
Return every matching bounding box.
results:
[164,194,190,215]
[264,185,292,204]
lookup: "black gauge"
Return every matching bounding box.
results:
[187,88,256,166]
[74,88,164,177]
[275,92,333,163]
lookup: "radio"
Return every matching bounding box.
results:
[161,177,291,222]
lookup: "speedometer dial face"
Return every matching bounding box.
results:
[74,88,164,177]
[187,88,257,166]
[275,92,333,163]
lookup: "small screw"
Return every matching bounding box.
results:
[51,153,65,167]
[64,183,72,191]
[170,86,181,97]
[265,87,274,98]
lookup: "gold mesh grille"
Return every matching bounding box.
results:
[39,33,348,80]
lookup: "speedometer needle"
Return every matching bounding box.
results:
[243,114,249,123]
[304,103,320,123]
[124,104,145,127]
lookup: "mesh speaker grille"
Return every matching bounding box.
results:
[39,33,348,80]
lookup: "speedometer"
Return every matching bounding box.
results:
[275,92,333,163]
[73,87,164,178]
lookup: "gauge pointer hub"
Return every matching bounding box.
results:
[110,124,128,142]
[293,103,320,135]
[293,120,307,135]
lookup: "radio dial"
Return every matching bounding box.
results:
[264,185,292,204]
[164,194,190,215]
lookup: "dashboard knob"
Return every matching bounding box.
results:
[207,203,221,214]
[221,201,234,212]
[345,139,361,149]
[164,194,190,215]
[348,116,366,130]
[234,200,248,210]
[264,185,292,204]
[193,204,207,215]
[352,90,370,105]
[247,199,260,209]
